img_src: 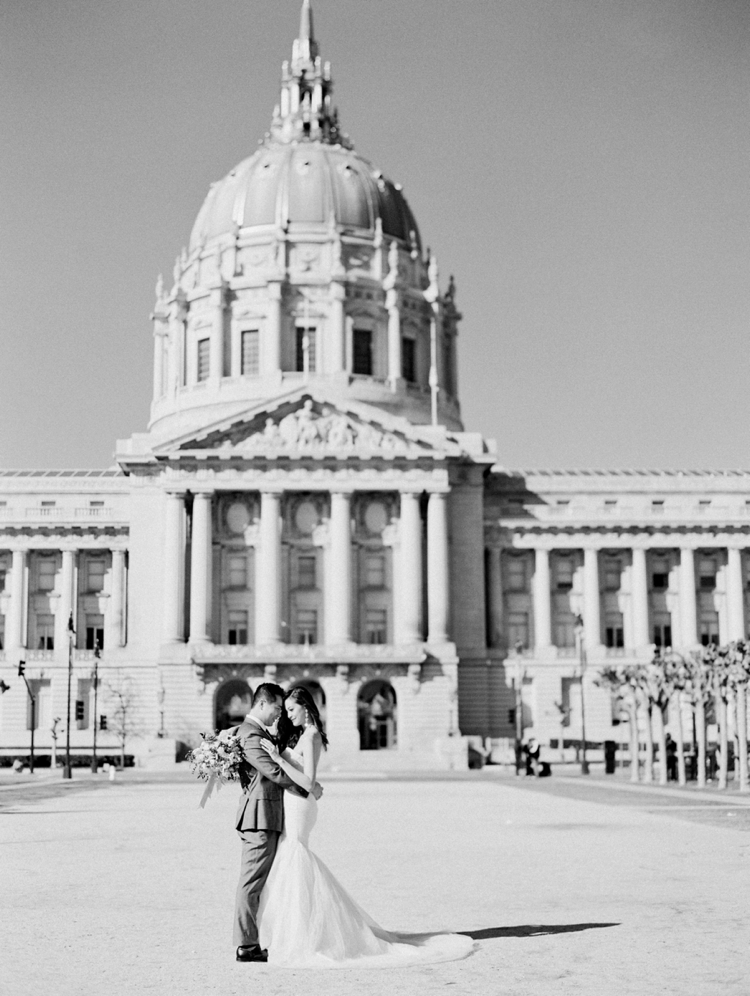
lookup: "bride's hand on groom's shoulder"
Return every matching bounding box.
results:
[260,739,280,761]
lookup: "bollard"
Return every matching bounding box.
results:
[108,766,116,782]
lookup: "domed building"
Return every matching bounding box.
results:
[2,2,750,771]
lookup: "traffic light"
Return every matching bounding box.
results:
[17,661,25,677]
[99,715,107,730]
[75,700,85,722]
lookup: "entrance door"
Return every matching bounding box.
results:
[357,679,397,750]
[215,679,253,731]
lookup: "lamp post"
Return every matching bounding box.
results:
[90,641,100,773]
[513,642,526,775]
[17,662,35,773]
[63,612,75,780]
[574,614,590,775]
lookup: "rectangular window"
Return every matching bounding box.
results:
[603,559,621,591]
[37,613,55,650]
[555,557,574,591]
[296,327,317,373]
[296,609,317,645]
[507,611,529,650]
[41,500,56,508]
[554,616,576,649]
[197,338,210,382]
[506,556,526,592]
[87,559,106,593]
[297,555,316,589]
[85,614,104,651]
[700,614,719,647]
[89,500,104,508]
[652,572,669,590]
[37,559,56,591]
[605,613,624,648]
[353,329,373,376]
[365,609,387,644]
[401,336,416,383]
[699,557,717,590]
[652,500,665,512]
[227,610,248,646]
[227,553,247,589]
[241,330,260,376]
[653,614,672,649]
[364,554,386,588]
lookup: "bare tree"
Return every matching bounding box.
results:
[105,671,142,769]
[727,643,750,793]
[684,650,713,788]
[596,664,641,782]
[662,653,689,786]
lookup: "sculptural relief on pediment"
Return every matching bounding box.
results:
[218,400,424,457]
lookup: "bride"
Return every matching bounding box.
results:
[257,686,474,969]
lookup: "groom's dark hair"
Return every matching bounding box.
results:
[251,682,284,708]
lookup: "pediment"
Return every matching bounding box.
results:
[155,391,461,461]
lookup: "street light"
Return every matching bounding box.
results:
[574,614,590,775]
[17,661,35,774]
[63,612,75,780]
[90,641,101,774]
[513,641,526,776]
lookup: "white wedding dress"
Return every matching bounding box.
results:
[257,752,474,969]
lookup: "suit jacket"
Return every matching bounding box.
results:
[234,717,305,832]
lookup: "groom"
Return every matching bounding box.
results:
[233,682,323,963]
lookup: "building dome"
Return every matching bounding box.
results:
[190,142,421,253]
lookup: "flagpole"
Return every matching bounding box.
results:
[64,612,74,780]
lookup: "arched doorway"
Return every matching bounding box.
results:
[215,679,253,731]
[357,679,397,750]
[287,680,327,728]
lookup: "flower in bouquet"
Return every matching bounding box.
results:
[188,729,249,807]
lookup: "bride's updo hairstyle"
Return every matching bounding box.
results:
[279,686,329,751]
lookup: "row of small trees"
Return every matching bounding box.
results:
[596,643,750,792]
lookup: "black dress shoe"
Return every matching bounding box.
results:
[236,946,268,963]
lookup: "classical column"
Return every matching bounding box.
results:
[486,547,503,649]
[532,547,551,650]
[152,328,167,400]
[386,288,401,384]
[264,282,283,376]
[163,493,186,643]
[107,549,126,649]
[209,285,225,385]
[427,491,450,644]
[726,547,746,641]
[679,547,698,647]
[326,492,352,644]
[6,549,27,653]
[189,493,212,644]
[398,492,422,644]
[57,549,77,651]
[583,547,602,650]
[631,547,650,648]
[329,284,346,374]
[255,491,282,645]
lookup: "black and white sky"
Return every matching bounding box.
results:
[1,0,747,469]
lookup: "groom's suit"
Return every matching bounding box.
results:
[233,716,305,948]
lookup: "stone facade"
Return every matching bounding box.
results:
[1,4,748,768]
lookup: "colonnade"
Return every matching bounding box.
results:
[487,542,748,653]
[2,546,127,654]
[163,489,451,647]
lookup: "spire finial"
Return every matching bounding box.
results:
[299,0,314,43]
[268,1,352,148]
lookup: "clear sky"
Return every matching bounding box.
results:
[0,0,747,470]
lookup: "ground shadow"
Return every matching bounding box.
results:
[461,923,620,940]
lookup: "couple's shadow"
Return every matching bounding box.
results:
[460,922,620,941]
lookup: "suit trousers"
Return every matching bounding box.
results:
[233,828,280,947]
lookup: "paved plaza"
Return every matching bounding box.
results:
[1,769,749,996]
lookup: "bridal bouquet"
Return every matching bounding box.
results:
[188,730,248,808]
